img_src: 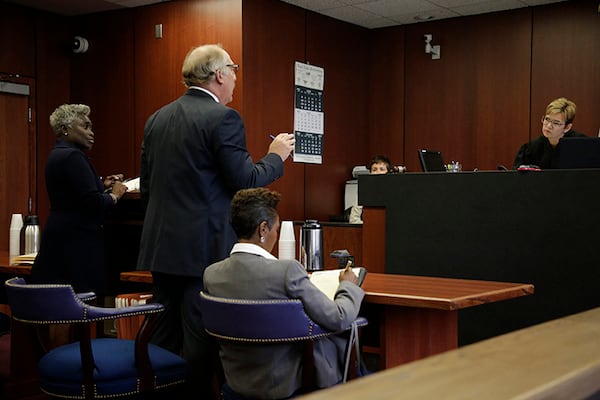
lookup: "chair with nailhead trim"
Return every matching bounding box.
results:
[198,291,368,400]
[4,277,187,399]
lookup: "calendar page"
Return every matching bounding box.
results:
[293,62,324,164]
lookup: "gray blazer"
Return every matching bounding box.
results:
[203,252,364,399]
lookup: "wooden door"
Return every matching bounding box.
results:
[0,79,35,252]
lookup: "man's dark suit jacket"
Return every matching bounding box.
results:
[137,89,284,277]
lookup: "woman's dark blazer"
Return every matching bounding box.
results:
[31,140,115,295]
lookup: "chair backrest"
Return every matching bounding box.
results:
[4,277,162,324]
[5,277,89,323]
[199,291,335,342]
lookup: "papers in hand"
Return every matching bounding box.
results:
[123,177,140,191]
[309,267,366,300]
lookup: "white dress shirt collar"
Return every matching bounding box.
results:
[230,242,277,260]
[189,86,219,103]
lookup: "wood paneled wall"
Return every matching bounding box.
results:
[66,0,243,180]
[531,2,600,139]
[303,12,370,221]
[242,0,307,221]
[243,0,370,222]
[33,13,71,227]
[372,0,600,172]
[132,0,243,176]
[0,4,70,238]
[368,27,405,168]
[0,0,599,248]
[403,10,532,172]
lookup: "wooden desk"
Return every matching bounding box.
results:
[362,273,533,368]
[298,306,600,400]
[0,250,32,277]
[118,270,534,369]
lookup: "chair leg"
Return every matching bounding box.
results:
[302,341,316,392]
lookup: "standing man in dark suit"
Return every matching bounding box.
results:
[137,43,294,397]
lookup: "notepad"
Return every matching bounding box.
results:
[309,267,366,300]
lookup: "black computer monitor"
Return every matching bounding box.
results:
[557,137,600,169]
[417,149,446,172]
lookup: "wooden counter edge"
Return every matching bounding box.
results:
[120,270,152,284]
[364,283,534,310]
[297,306,600,400]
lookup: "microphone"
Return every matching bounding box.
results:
[497,165,508,171]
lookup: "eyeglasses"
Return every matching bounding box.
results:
[210,64,240,76]
[541,116,565,128]
[225,64,239,73]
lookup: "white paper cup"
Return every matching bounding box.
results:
[9,213,23,257]
[280,221,295,241]
[278,239,296,260]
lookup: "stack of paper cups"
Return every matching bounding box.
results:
[9,213,23,260]
[278,221,296,260]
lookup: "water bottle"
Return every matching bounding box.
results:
[299,220,324,271]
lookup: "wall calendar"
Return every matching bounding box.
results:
[293,61,324,164]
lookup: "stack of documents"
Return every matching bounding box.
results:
[114,292,153,339]
[10,252,37,265]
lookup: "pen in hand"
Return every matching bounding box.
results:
[344,259,353,272]
[269,133,295,157]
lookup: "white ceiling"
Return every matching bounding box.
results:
[281,0,568,28]
[5,0,567,29]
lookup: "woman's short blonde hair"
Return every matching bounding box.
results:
[546,97,576,124]
[49,104,90,137]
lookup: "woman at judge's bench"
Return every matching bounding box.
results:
[203,188,364,399]
[513,97,586,169]
[31,104,127,296]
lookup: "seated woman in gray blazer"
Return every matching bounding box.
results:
[203,188,364,399]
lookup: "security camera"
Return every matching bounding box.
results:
[72,36,89,54]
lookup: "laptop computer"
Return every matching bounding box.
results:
[557,137,600,169]
[417,149,446,172]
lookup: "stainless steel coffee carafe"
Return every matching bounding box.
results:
[22,215,41,254]
[299,220,323,271]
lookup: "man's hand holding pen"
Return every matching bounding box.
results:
[268,133,295,162]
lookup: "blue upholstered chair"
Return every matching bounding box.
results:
[198,291,368,399]
[4,277,187,399]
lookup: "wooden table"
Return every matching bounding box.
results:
[361,273,533,368]
[118,269,534,369]
[0,250,32,278]
[0,257,533,369]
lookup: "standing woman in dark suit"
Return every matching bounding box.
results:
[31,104,127,296]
